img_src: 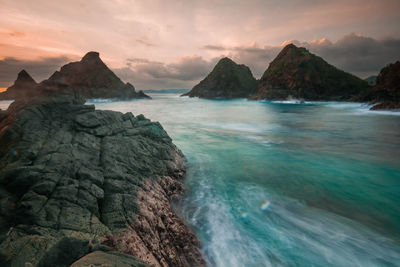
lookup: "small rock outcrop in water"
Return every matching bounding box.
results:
[369,61,400,110]
[0,92,204,266]
[250,44,371,101]
[0,70,37,100]
[182,57,257,98]
[42,51,150,99]
[0,53,150,101]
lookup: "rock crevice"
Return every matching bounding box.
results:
[0,93,204,267]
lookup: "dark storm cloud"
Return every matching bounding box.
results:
[202,45,226,51]
[309,34,400,76]
[117,33,400,90]
[114,56,221,90]
[205,34,400,78]
[0,56,71,87]
[1,33,398,90]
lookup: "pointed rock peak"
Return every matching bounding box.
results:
[40,51,149,99]
[282,43,298,50]
[215,57,238,67]
[219,57,235,64]
[16,69,36,83]
[278,43,310,58]
[213,57,242,72]
[81,51,102,64]
[182,56,257,98]
[268,43,312,66]
[253,41,369,101]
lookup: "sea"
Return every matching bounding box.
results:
[1,94,400,266]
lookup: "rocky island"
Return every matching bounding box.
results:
[368,61,400,110]
[182,57,257,98]
[0,52,150,101]
[0,70,204,266]
[0,70,38,100]
[250,44,371,101]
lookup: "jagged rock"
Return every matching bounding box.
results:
[251,44,371,101]
[182,57,257,98]
[0,70,37,100]
[41,51,150,99]
[369,61,400,110]
[0,93,204,267]
[70,251,148,267]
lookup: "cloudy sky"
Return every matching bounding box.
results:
[1,0,399,90]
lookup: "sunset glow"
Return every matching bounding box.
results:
[0,0,399,89]
[0,1,399,266]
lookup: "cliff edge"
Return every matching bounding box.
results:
[0,92,204,267]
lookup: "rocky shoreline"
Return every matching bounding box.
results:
[0,92,205,266]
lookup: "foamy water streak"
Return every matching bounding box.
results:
[0,100,13,110]
[182,170,400,266]
[80,94,400,266]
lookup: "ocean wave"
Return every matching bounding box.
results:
[86,98,118,103]
[204,123,280,134]
[354,108,400,116]
[272,100,307,104]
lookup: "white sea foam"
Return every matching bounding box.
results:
[183,171,400,267]
[354,108,400,116]
[272,100,307,104]
[94,93,399,266]
[0,100,13,110]
[86,98,116,103]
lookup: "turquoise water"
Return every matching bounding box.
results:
[5,95,400,266]
[89,94,400,267]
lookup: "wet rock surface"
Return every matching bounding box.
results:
[0,93,204,266]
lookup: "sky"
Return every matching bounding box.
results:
[0,0,400,90]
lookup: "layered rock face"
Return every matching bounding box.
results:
[182,57,257,98]
[0,70,37,100]
[42,52,150,99]
[0,93,204,266]
[369,61,400,110]
[251,44,371,101]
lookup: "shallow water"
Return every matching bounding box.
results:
[3,95,400,266]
